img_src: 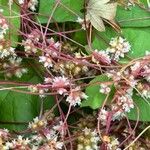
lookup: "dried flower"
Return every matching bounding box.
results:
[86,0,117,31]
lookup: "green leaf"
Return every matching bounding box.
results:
[38,0,84,23]
[0,0,20,47]
[81,75,114,109]
[127,94,150,122]
[0,61,55,131]
[92,27,150,58]
[0,91,40,131]
[116,5,150,27]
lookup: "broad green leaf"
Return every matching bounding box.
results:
[92,27,150,58]
[127,94,150,121]
[0,0,20,47]
[0,91,40,131]
[0,61,55,131]
[81,75,114,109]
[38,0,84,23]
[116,5,150,27]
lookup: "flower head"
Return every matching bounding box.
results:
[51,76,70,95]
[66,86,88,106]
[77,127,100,150]
[107,37,131,61]
[39,54,53,68]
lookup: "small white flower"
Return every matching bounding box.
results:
[99,83,111,94]
[117,94,134,113]
[0,47,16,58]
[98,108,109,125]
[39,54,53,68]
[112,105,125,121]
[46,130,56,140]
[28,0,38,11]
[18,0,24,4]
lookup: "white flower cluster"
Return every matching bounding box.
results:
[0,47,16,59]
[46,37,61,57]
[130,61,141,72]
[50,76,70,95]
[0,12,27,78]
[28,117,64,149]
[66,86,88,106]
[107,137,121,150]
[22,29,41,56]
[45,76,88,106]
[112,90,134,121]
[0,17,8,39]
[23,39,37,56]
[39,53,53,68]
[77,127,100,150]
[5,135,30,149]
[143,65,150,83]
[117,94,134,112]
[44,136,63,150]
[39,38,61,68]
[28,117,47,130]
[91,37,131,66]
[0,17,16,59]
[99,83,111,94]
[1,118,64,150]
[98,89,134,122]
[106,36,131,61]
[3,57,28,78]
[98,108,109,126]
[0,128,9,139]
[18,0,38,11]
